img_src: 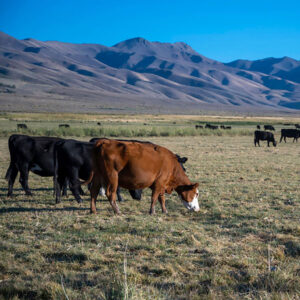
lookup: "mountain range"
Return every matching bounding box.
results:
[0,31,300,113]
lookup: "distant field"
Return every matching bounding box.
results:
[0,114,299,299]
[1,112,300,138]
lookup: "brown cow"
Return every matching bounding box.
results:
[87,139,200,215]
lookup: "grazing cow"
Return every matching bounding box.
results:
[205,124,218,130]
[257,125,261,129]
[54,139,142,204]
[254,131,277,147]
[264,125,275,131]
[97,122,101,126]
[295,124,300,129]
[86,139,199,215]
[89,138,189,197]
[195,125,203,129]
[5,134,68,197]
[59,124,70,128]
[221,125,231,129]
[280,129,300,143]
[17,124,27,129]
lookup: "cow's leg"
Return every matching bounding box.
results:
[149,188,160,215]
[106,171,120,215]
[55,175,65,204]
[68,169,82,203]
[90,179,101,214]
[6,163,18,197]
[79,186,85,196]
[284,136,286,143]
[158,193,167,214]
[19,163,32,196]
[280,135,283,143]
[116,186,124,202]
[254,139,257,147]
[267,141,270,147]
[61,178,68,197]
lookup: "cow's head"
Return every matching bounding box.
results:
[273,141,277,147]
[176,183,200,212]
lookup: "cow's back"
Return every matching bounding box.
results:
[95,140,176,190]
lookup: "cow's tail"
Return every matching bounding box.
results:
[5,162,14,181]
[79,171,94,185]
[6,135,17,181]
[53,145,58,195]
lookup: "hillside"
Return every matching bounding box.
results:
[0,31,300,113]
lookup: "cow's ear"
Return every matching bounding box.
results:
[192,183,199,189]
[181,157,188,163]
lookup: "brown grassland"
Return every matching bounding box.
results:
[0,113,299,299]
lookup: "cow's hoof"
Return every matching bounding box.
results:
[90,210,97,214]
[118,198,124,202]
[77,199,83,204]
[7,193,13,197]
[25,191,33,196]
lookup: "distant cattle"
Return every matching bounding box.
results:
[257,125,261,129]
[97,122,101,126]
[59,124,70,128]
[85,139,199,215]
[295,124,300,129]
[280,129,300,143]
[264,125,275,131]
[5,134,68,197]
[283,123,293,126]
[221,125,231,130]
[17,124,27,129]
[254,131,277,147]
[195,125,203,129]
[205,124,218,130]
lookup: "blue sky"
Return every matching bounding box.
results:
[1,0,299,62]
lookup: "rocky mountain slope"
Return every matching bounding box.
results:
[0,31,299,113]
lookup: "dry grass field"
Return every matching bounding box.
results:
[0,114,299,299]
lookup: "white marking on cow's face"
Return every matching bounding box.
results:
[30,164,43,173]
[180,189,200,212]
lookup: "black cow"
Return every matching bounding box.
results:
[257,125,261,129]
[280,129,300,143]
[54,139,144,204]
[205,124,218,130]
[17,124,27,129]
[221,126,231,130]
[195,125,203,129]
[264,125,275,131]
[59,124,70,128]
[97,122,101,126]
[254,131,277,147]
[295,124,300,129]
[5,134,68,197]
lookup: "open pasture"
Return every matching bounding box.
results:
[0,114,299,299]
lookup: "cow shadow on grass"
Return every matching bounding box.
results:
[0,206,89,214]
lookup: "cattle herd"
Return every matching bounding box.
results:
[5,122,299,214]
[255,123,300,147]
[5,134,197,215]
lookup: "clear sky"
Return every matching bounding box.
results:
[1,0,299,62]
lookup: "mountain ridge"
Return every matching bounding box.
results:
[0,31,300,113]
